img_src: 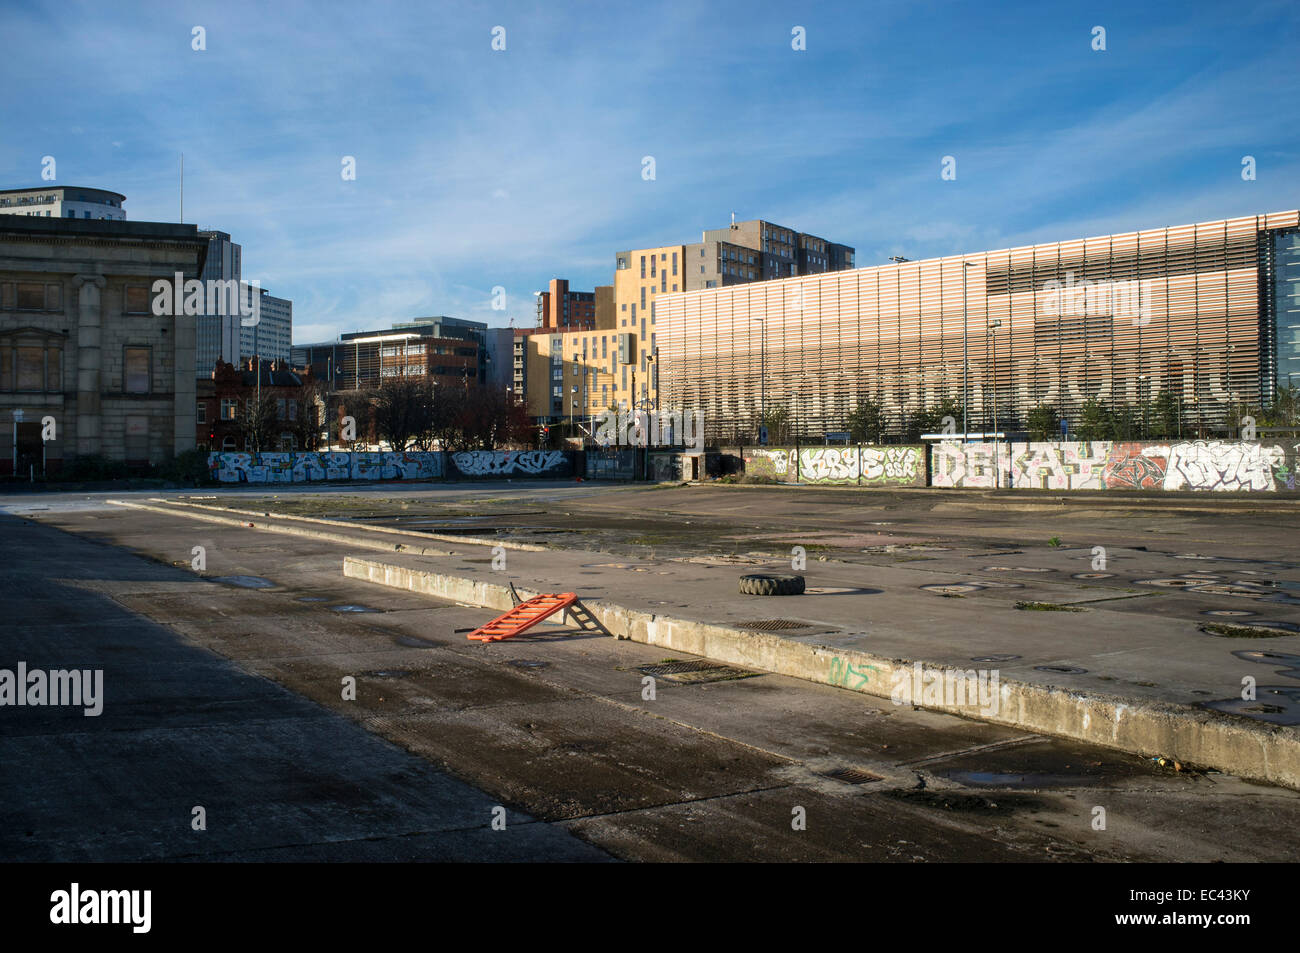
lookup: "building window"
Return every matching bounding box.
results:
[641,287,646,309]
[220,398,238,420]
[197,402,206,424]
[640,256,646,278]
[672,252,678,275]
[16,283,46,311]
[125,285,151,314]
[650,257,656,277]
[124,347,151,393]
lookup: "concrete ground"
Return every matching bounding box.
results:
[5,481,1300,862]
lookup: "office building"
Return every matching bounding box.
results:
[0,186,127,221]
[656,210,1300,444]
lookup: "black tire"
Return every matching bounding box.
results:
[738,573,806,596]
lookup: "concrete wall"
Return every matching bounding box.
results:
[741,445,927,486]
[930,440,1298,492]
[208,451,443,483]
[446,448,572,479]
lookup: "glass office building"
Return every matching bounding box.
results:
[657,211,1300,442]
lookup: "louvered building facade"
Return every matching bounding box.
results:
[657,211,1300,443]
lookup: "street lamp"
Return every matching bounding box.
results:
[988,317,1001,488]
[751,316,766,444]
[962,261,976,440]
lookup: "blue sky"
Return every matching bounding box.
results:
[2,0,1297,343]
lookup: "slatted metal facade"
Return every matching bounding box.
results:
[658,211,1300,443]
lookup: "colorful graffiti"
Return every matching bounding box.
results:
[935,440,1295,493]
[798,447,859,484]
[1009,442,1108,490]
[449,449,570,477]
[208,451,443,483]
[742,448,794,481]
[861,446,924,486]
[930,442,1006,489]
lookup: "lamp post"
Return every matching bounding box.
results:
[962,261,975,440]
[988,317,1001,488]
[752,316,766,444]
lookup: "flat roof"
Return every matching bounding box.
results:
[0,185,126,201]
[0,217,200,241]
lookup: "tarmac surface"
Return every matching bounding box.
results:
[4,480,1300,861]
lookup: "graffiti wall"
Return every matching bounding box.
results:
[447,449,573,479]
[649,452,683,481]
[740,446,926,486]
[741,448,796,482]
[931,441,1297,492]
[208,451,443,483]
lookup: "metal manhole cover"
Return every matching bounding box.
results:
[920,583,985,595]
[637,660,762,684]
[1034,664,1088,674]
[738,619,814,631]
[821,767,882,785]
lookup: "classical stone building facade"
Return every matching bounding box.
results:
[0,217,209,473]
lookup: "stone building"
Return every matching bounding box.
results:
[0,217,209,473]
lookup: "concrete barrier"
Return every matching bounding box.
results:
[345,554,1300,791]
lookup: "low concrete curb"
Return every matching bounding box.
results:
[106,499,460,558]
[148,497,551,552]
[345,554,1300,792]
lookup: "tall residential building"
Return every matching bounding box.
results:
[0,186,127,221]
[194,229,242,375]
[535,278,597,331]
[657,210,1300,444]
[239,287,293,364]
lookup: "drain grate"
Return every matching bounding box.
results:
[821,766,882,785]
[738,619,813,631]
[637,660,762,684]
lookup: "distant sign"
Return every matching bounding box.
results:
[758,425,769,446]
[825,431,851,443]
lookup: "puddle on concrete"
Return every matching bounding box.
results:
[506,659,549,670]
[1072,572,1113,580]
[394,635,442,648]
[296,596,331,603]
[972,654,1021,662]
[210,575,276,589]
[1233,649,1300,677]
[941,770,1101,789]
[1203,688,1300,725]
[331,604,381,613]
[1034,664,1088,674]
[362,669,413,679]
[1203,609,1256,617]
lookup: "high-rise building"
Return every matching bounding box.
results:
[535,278,596,331]
[239,287,292,364]
[194,229,242,375]
[0,186,127,221]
